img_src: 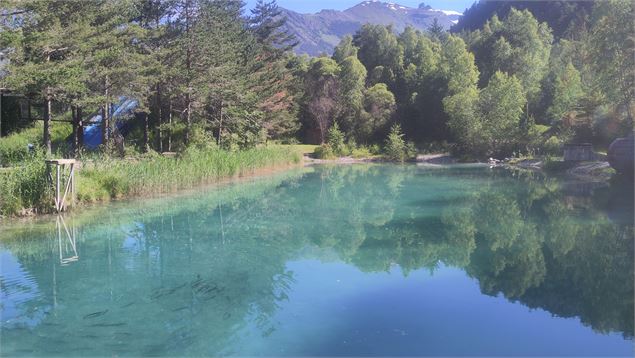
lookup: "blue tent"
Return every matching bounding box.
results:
[83,97,139,149]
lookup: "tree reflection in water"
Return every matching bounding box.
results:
[0,165,632,356]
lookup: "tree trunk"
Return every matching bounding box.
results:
[184,0,192,146]
[218,102,223,147]
[156,83,163,152]
[168,98,172,152]
[43,94,52,155]
[100,106,107,145]
[102,77,110,146]
[143,112,150,153]
[0,92,3,138]
[72,106,78,156]
[77,107,84,152]
[185,95,191,145]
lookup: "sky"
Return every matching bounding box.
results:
[244,0,476,14]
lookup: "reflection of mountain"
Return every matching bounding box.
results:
[1,165,633,355]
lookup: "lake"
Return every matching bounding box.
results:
[1,164,633,356]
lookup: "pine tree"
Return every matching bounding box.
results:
[248,0,299,142]
[1,0,95,154]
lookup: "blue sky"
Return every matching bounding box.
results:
[244,0,476,14]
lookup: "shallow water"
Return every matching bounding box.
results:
[1,164,633,356]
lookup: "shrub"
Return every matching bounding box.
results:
[351,146,373,158]
[543,136,562,155]
[313,144,336,159]
[369,144,381,155]
[384,124,416,162]
[327,122,347,156]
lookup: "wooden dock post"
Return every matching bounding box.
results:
[46,159,76,212]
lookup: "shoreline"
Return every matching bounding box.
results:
[1,152,305,220]
[502,158,617,182]
[1,152,622,221]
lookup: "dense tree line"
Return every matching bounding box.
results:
[1,0,633,159]
[298,0,633,158]
[0,0,299,155]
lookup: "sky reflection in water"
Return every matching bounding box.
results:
[0,164,633,356]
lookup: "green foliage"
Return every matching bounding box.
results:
[350,146,374,159]
[332,35,358,64]
[588,0,635,123]
[441,35,480,95]
[0,152,52,216]
[327,122,347,157]
[547,62,583,122]
[384,124,415,162]
[543,136,563,155]
[353,24,404,82]
[313,144,335,159]
[362,83,396,141]
[0,146,301,216]
[338,56,367,136]
[469,9,553,106]
[302,57,341,143]
[0,122,72,166]
[446,71,527,158]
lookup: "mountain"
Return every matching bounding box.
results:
[282,1,463,56]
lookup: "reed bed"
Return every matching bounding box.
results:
[0,146,302,217]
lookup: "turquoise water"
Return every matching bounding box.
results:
[1,164,633,356]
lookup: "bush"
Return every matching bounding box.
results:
[543,136,562,155]
[369,144,381,155]
[384,124,416,162]
[351,146,373,159]
[313,144,336,159]
[327,122,347,157]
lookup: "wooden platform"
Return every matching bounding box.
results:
[45,159,77,165]
[46,159,77,212]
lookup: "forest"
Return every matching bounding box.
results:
[0,0,633,215]
[1,0,633,159]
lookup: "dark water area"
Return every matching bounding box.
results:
[1,164,633,356]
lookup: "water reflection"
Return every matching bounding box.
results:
[56,216,79,266]
[0,165,632,356]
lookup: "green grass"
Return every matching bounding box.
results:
[0,122,72,166]
[0,152,52,215]
[0,145,302,217]
[287,144,319,155]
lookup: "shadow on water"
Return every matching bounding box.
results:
[0,164,632,356]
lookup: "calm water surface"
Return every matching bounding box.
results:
[1,164,633,356]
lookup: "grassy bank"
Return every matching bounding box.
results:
[0,146,302,217]
[0,122,72,167]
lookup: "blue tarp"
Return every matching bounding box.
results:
[83,97,139,149]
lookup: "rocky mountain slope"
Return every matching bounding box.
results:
[283,1,462,56]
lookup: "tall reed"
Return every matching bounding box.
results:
[1,146,302,216]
